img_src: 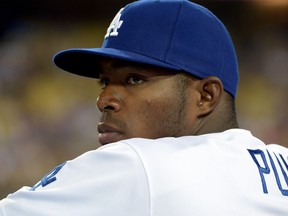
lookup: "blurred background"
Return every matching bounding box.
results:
[0,0,287,198]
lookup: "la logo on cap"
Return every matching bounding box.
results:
[105,8,124,38]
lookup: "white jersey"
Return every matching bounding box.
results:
[0,129,288,215]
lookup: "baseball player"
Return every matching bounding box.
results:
[1,0,287,215]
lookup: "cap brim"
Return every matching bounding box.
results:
[53,48,181,78]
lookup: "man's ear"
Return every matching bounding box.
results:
[197,76,224,117]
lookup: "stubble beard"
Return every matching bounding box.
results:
[149,73,189,138]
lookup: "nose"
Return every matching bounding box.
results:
[96,85,121,112]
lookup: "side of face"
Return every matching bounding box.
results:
[96,59,210,145]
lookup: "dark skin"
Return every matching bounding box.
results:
[96,58,238,145]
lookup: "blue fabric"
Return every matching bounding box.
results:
[54,0,238,98]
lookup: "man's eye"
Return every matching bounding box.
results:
[127,76,145,85]
[99,78,109,88]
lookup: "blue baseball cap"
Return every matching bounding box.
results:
[54,0,239,98]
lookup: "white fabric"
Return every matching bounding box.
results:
[1,129,288,215]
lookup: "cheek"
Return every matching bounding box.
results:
[143,88,174,113]
[131,90,183,137]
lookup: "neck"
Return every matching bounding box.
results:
[195,100,239,135]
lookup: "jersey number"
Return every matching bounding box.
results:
[248,149,288,196]
[30,162,66,191]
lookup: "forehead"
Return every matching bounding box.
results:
[98,58,178,77]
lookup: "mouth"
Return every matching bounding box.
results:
[97,123,123,145]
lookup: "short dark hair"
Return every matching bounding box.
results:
[223,92,239,128]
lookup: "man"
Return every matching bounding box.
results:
[1,0,287,215]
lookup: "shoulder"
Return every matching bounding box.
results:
[122,129,264,154]
[0,142,150,215]
[43,142,147,190]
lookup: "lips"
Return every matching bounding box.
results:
[97,123,123,145]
